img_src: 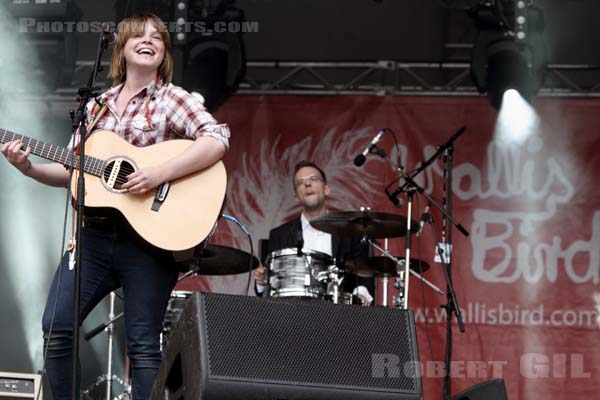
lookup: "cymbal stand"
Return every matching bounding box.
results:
[106,292,116,400]
[401,189,414,309]
[82,292,130,400]
[177,261,202,282]
[368,239,444,297]
[382,239,389,307]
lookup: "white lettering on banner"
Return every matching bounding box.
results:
[451,137,573,205]
[463,136,600,284]
[471,209,600,285]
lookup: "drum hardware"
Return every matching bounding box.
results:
[81,291,130,400]
[346,255,433,307]
[382,237,391,307]
[345,256,430,276]
[176,260,203,282]
[401,190,415,310]
[325,265,344,304]
[392,269,406,308]
[382,274,391,307]
[368,239,444,298]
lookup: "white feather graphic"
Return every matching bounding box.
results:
[201,127,384,294]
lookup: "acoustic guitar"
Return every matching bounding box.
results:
[0,129,227,251]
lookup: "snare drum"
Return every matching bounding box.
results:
[266,248,333,299]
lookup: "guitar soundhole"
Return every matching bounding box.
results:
[103,159,136,191]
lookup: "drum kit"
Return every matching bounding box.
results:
[299,210,442,304]
[167,208,443,327]
[260,210,443,307]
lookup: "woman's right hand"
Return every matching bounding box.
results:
[1,139,32,175]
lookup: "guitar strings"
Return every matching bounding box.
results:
[107,163,137,186]
[2,130,156,189]
[3,130,162,192]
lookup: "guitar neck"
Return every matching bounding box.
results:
[0,128,104,177]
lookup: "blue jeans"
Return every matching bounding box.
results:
[42,221,179,400]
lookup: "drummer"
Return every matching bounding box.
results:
[255,160,374,304]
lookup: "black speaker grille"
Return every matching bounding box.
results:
[201,293,418,393]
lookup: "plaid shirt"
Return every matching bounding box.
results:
[83,79,230,148]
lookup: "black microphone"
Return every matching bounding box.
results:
[417,205,430,237]
[354,129,385,166]
[101,23,118,46]
[385,188,403,208]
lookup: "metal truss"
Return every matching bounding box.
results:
[11,60,600,104]
[239,61,600,97]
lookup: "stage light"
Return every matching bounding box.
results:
[182,2,246,112]
[470,0,546,109]
[485,40,533,109]
[494,89,540,145]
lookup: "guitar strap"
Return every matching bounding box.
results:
[73,101,108,156]
[87,102,109,135]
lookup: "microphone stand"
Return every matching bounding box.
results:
[386,126,469,237]
[386,127,468,400]
[369,147,445,308]
[70,29,110,400]
[441,143,458,400]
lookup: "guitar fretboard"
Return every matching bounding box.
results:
[0,128,106,177]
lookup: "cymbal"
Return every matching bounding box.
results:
[178,244,259,275]
[345,256,430,277]
[310,211,418,238]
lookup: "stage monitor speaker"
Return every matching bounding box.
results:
[151,292,421,400]
[0,372,42,400]
[451,379,507,400]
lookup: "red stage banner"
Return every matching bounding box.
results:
[177,95,600,399]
